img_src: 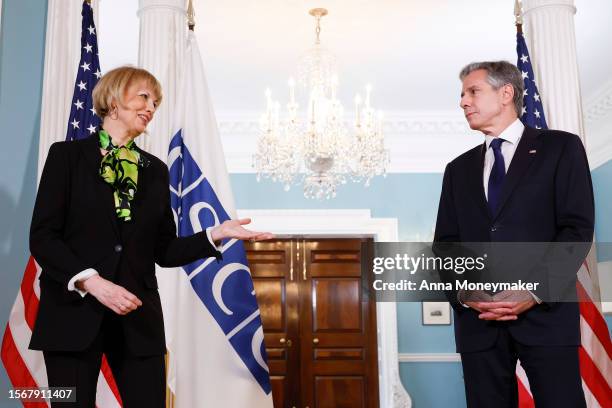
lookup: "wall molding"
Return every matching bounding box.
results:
[236,209,412,408]
[217,107,612,173]
[584,79,612,124]
[398,353,461,363]
[584,79,612,169]
[219,110,481,174]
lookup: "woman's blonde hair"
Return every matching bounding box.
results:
[92,66,163,119]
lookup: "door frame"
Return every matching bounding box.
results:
[237,209,412,408]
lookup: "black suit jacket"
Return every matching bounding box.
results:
[29,134,221,356]
[434,126,594,353]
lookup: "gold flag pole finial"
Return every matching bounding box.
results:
[515,0,523,34]
[187,0,195,31]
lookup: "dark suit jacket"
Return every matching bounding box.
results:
[29,134,221,356]
[434,126,594,353]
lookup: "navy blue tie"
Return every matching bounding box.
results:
[487,138,506,213]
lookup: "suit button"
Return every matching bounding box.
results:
[114,244,123,253]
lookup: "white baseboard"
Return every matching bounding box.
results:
[398,353,461,363]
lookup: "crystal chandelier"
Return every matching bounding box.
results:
[253,8,389,199]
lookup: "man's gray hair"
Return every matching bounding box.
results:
[459,61,524,116]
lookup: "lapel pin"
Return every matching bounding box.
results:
[529,150,537,154]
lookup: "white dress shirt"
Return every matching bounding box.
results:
[483,118,524,200]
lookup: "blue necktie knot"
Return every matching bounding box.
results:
[490,137,505,151]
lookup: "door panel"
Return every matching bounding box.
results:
[247,240,300,408]
[314,376,365,408]
[301,239,378,408]
[312,279,362,332]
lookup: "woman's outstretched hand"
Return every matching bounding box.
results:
[210,218,275,243]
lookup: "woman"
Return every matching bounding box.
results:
[29,66,272,407]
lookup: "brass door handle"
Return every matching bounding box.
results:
[280,338,292,347]
[302,239,307,281]
[280,337,286,344]
[312,338,319,344]
[289,243,294,281]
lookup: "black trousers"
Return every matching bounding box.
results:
[460,327,586,408]
[43,312,165,408]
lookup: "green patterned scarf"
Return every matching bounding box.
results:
[98,129,143,222]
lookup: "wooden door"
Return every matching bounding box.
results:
[247,240,300,408]
[300,239,378,408]
[247,238,378,408]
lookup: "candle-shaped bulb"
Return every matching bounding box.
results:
[311,96,316,124]
[365,84,372,108]
[288,77,295,104]
[265,88,272,129]
[355,94,362,126]
[331,74,339,100]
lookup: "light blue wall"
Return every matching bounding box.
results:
[592,159,612,262]
[592,160,612,338]
[230,173,443,240]
[400,362,466,408]
[0,0,47,407]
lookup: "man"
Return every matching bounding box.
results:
[434,61,594,407]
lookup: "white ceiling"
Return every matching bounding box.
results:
[98,0,612,113]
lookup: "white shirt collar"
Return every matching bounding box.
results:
[485,118,524,149]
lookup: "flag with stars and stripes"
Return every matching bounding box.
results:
[2,2,123,407]
[514,30,612,408]
[516,32,548,130]
[65,1,102,141]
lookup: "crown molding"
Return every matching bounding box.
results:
[216,103,612,173]
[584,79,612,124]
[584,80,612,169]
[586,126,612,169]
[217,110,482,174]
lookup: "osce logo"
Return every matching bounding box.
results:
[168,131,271,393]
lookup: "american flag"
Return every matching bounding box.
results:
[516,32,547,130]
[515,31,612,408]
[1,2,123,407]
[65,0,101,142]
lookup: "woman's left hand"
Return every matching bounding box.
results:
[210,218,275,243]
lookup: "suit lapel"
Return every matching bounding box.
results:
[492,126,541,220]
[467,143,491,220]
[80,134,120,238]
